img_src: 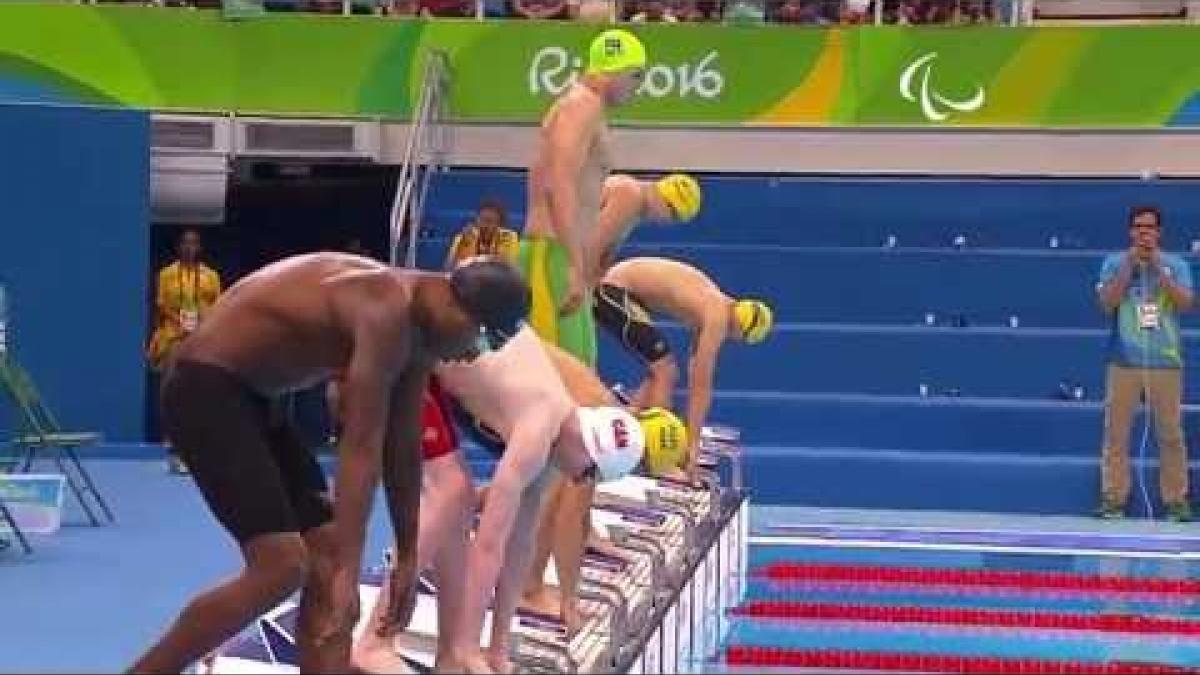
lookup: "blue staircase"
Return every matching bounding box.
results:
[421,170,1200,516]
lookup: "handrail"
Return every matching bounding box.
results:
[389,49,450,268]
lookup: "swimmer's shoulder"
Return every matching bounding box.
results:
[321,263,429,328]
[545,86,605,130]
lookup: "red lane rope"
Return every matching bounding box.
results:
[754,563,1200,596]
[733,600,1200,636]
[724,646,1199,673]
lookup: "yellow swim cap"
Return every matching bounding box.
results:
[733,299,774,345]
[655,173,703,222]
[637,407,688,476]
[587,29,647,75]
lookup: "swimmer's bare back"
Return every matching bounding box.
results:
[175,252,424,396]
[603,256,729,329]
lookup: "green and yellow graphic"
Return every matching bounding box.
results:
[1,3,1199,127]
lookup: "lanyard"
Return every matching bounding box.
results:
[176,263,200,310]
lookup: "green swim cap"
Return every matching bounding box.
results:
[587,29,647,75]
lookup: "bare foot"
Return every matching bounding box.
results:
[460,653,496,674]
[433,659,466,674]
[486,650,514,675]
[350,643,420,667]
[520,585,561,617]
[562,600,605,636]
[561,602,584,636]
[351,640,417,674]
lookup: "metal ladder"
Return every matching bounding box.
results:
[390,49,451,268]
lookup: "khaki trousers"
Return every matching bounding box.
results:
[1100,364,1190,505]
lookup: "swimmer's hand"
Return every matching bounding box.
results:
[559,267,586,316]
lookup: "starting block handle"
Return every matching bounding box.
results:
[700,424,745,493]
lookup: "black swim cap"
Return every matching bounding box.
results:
[448,255,530,350]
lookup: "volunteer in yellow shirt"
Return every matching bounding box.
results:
[444,200,521,270]
[147,228,222,473]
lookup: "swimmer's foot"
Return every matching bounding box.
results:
[520,586,561,617]
[486,649,514,675]
[351,639,417,674]
[460,652,497,674]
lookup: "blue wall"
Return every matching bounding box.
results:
[419,169,1200,515]
[0,103,150,441]
[417,171,1200,251]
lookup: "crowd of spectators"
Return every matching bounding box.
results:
[93,0,1011,25]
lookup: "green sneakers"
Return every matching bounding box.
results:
[1095,500,1192,522]
[1095,499,1126,520]
[1165,502,1193,523]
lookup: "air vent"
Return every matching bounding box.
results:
[244,123,358,153]
[152,118,217,150]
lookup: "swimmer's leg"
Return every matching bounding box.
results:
[270,421,343,673]
[543,240,597,366]
[428,454,474,671]
[632,354,679,411]
[548,478,598,634]
[297,522,342,672]
[128,533,309,674]
[521,475,566,615]
[131,365,317,674]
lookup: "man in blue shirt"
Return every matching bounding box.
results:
[1095,205,1194,521]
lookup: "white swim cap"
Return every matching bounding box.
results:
[576,406,645,482]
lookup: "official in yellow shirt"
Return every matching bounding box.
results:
[147,229,222,474]
[148,229,222,371]
[444,200,521,269]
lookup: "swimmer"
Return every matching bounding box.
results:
[515,171,701,631]
[588,172,703,284]
[354,326,681,674]
[521,29,647,366]
[127,253,528,675]
[596,256,773,477]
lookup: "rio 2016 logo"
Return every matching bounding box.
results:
[528,46,724,100]
[899,52,985,122]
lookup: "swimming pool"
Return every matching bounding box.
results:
[715,508,1200,674]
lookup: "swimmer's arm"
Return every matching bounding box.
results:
[546,101,601,281]
[490,465,553,657]
[331,296,405,574]
[459,415,555,654]
[380,369,428,628]
[685,322,725,474]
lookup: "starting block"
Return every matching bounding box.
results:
[198,424,749,675]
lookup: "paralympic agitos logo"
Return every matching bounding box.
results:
[899,52,985,122]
